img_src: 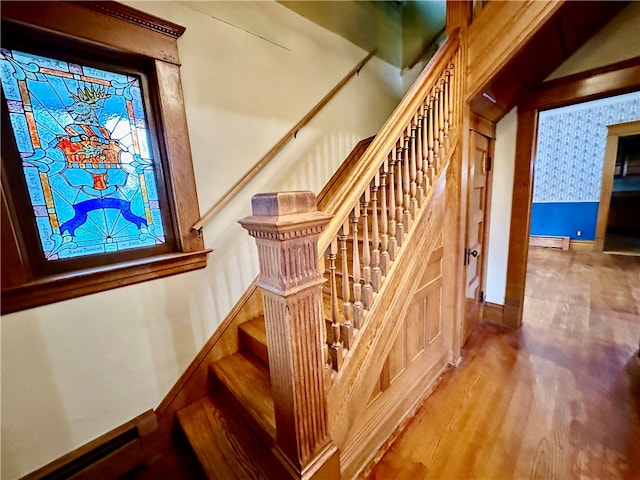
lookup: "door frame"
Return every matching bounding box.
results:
[594,120,640,251]
[503,58,640,327]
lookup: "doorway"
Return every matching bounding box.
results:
[596,123,640,255]
[463,116,495,344]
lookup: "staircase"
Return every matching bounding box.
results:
[175,139,375,479]
[166,30,463,480]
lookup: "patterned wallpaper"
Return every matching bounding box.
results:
[533,91,640,203]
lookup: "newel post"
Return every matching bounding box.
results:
[239,191,340,480]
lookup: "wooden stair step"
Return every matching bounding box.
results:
[239,316,269,366]
[176,396,280,480]
[210,352,276,447]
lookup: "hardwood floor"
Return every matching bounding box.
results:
[365,248,640,480]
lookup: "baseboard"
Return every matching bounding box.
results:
[570,239,595,252]
[529,235,570,250]
[483,301,504,326]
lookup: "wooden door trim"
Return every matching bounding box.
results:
[503,59,640,328]
[595,120,640,251]
[470,112,497,138]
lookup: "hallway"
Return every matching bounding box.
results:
[365,248,640,479]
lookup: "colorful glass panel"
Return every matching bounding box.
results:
[0,48,166,260]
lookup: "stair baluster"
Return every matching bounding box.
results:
[427,96,437,184]
[402,129,412,227]
[370,173,382,292]
[437,85,445,163]
[327,238,343,371]
[420,105,429,189]
[351,204,364,329]
[388,150,398,259]
[416,110,425,207]
[361,190,373,311]
[379,159,390,274]
[338,223,353,350]
[443,74,450,151]
[409,118,419,215]
[395,142,405,246]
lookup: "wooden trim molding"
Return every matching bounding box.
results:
[482,301,504,326]
[82,1,186,39]
[522,57,640,111]
[570,240,595,252]
[594,120,640,251]
[504,59,640,327]
[503,108,537,328]
[1,251,210,315]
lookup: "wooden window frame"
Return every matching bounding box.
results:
[1,1,210,314]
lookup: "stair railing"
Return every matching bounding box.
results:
[239,29,462,478]
[318,29,462,372]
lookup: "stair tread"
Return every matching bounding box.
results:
[177,396,272,480]
[210,352,276,444]
[238,317,269,365]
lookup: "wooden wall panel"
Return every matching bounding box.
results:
[427,285,443,345]
[406,299,426,364]
[466,1,562,100]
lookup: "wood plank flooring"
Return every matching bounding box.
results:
[364,248,640,480]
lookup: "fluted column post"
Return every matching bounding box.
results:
[239,191,339,480]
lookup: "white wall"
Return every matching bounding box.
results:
[0,2,403,478]
[483,2,640,306]
[484,108,517,304]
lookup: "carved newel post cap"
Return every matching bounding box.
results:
[251,191,317,216]
[238,191,330,235]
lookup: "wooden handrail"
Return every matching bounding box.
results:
[318,29,460,252]
[191,50,377,232]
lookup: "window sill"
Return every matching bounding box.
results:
[1,249,212,315]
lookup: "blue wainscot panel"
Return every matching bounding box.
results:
[530,202,599,240]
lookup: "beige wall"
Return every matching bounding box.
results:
[483,2,640,305]
[0,2,402,478]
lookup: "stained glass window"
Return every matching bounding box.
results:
[0,48,167,261]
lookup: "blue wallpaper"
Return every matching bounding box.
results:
[533,92,640,203]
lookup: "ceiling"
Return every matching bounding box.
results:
[470,1,630,122]
[278,1,446,69]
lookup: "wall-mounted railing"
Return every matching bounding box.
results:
[191,51,376,232]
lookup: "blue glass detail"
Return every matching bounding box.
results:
[143,169,159,200]
[82,66,128,85]
[36,216,55,251]
[1,48,168,261]
[23,166,46,205]
[131,86,145,118]
[9,112,33,153]
[13,51,68,72]
[0,61,21,100]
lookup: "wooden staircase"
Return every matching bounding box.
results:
[176,317,282,479]
[175,137,374,479]
[157,29,464,480]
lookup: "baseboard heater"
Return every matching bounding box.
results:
[529,235,570,250]
[21,410,157,480]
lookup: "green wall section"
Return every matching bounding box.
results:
[279,1,445,69]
